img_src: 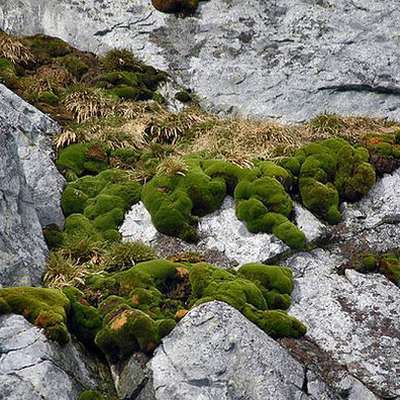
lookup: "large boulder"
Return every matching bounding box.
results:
[1,0,400,122]
[0,84,64,228]
[0,126,47,287]
[115,301,377,400]
[0,314,111,400]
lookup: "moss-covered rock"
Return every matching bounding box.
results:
[151,0,199,14]
[0,287,70,344]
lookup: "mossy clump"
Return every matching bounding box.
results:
[57,143,109,178]
[63,287,103,348]
[151,0,199,14]
[60,168,142,243]
[0,287,70,344]
[289,138,376,224]
[175,89,192,103]
[142,158,226,242]
[189,262,305,338]
[379,255,400,285]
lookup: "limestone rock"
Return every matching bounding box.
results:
[0,84,64,228]
[0,314,107,400]
[0,127,47,287]
[1,0,400,122]
[149,301,336,400]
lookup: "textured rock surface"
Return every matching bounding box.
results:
[288,251,400,398]
[1,0,400,122]
[0,84,64,228]
[0,314,107,400]
[149,301,332,400]
[0,126,47,287]
[120,197,324,266]
[284,169,400,399]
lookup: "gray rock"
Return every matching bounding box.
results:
[0,314,107,400]
[2,0,400,122]
[0,127,47,287]
[0,84,64,228]
[287,250,400,398]
[149,301,337,400]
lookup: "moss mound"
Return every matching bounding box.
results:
[57,168,142,243]
[358,252,400,285]
[0,287,70,344]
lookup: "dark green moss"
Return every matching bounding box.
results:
[78,390,106,400]
[38,91,59,106]
[175,90,192,103]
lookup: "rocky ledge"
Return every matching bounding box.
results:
[1,0,400,122]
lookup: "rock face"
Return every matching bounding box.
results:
[0,84,64,229]
[0,125,48,287]
[284,168,400,399]
[0,85,64,287]
[1,0,400,122]
[0,314,107,400]
[120,197,324,266]
[145,301,379,400]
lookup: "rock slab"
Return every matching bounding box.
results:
[1,0,400,122]
[0,314,104,400]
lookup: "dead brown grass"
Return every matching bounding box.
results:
[0,31,34,64]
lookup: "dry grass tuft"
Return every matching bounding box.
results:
[0,31,34,64]
[44,252,92,289]
[63,88,116,123]
[156,156,188,176]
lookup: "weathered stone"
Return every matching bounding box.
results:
[149,301,337,400]
[0,126,47,287]
[0,84,64,228]
[2,0,400,122]
[0,314,110,400]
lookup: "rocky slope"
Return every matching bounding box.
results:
[1,0,400,122]
[0,4,399,400]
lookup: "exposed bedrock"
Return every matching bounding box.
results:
[0,85,64,286]
[0,314,111,400]
[1,0,400,122]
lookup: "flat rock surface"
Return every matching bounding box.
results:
[1,0,400,122]
[0,314,105,400]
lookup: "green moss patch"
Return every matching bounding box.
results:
[0,32,167,124]
[0,287,70,344]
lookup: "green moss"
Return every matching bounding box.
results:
[63,287,102,347]
[57,143,109,177]
[61,186,89,216]
[379,256,400,285]
[24,34,72,61]
[43,224,64,249]
[175,90,192,103]
[0,58,17,87]
[78,390,106,400]
[243,305,306,338]
[60,54,89,79]
[112,86,152,101]
[151,0,199,14]
[95,306,165,360]
[238,263,293,294]
[362,255,377,272]
[38,91,59,106]
[0,287,70,344]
